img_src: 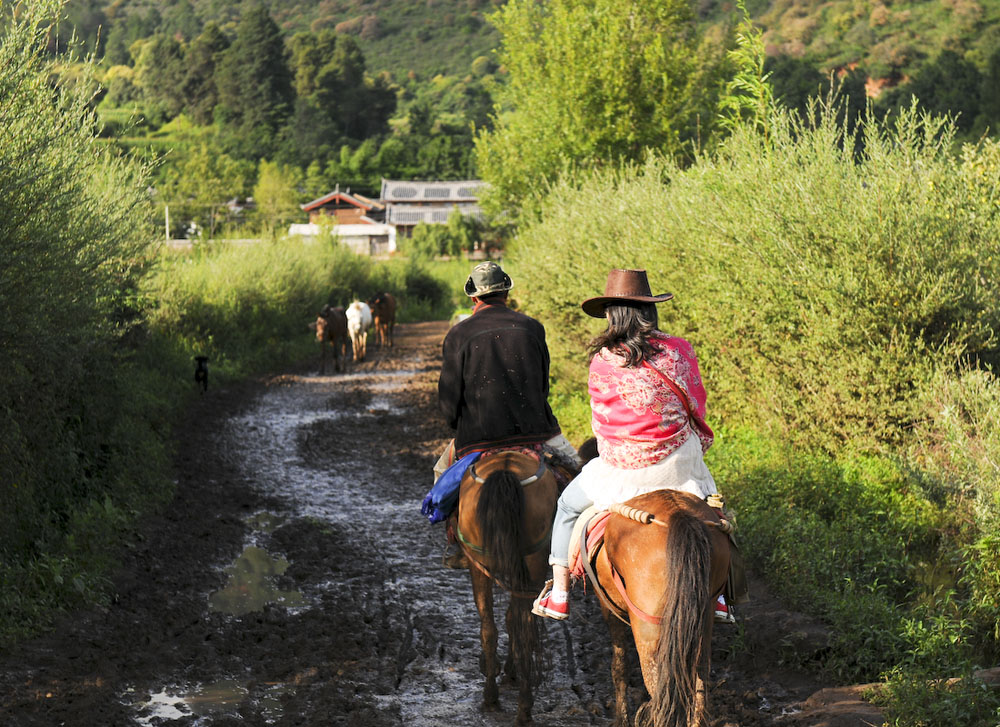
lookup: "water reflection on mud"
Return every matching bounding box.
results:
[209,545,304,616]
[134,678,288,725]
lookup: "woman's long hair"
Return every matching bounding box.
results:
[588,302,659,367]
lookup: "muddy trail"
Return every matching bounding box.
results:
[0,321,883,727]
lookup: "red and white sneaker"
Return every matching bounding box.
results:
[532,580,569,620]
[714,595,736,624]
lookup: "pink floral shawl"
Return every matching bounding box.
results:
[589,333,714,469]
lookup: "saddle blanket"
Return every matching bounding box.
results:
[568,505,611,580]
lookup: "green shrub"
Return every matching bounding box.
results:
[0,0,169,644]
[514,101,1000,455]
[143,239,454,380]
[529,96,1000,719]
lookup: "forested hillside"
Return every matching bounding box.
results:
[47,0,1000,242]
[64,0,501,78]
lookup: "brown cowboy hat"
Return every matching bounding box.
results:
[581,269,673,318]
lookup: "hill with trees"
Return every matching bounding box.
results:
[46,0,1000,244]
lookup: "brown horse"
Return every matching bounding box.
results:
[314,305,349,374]
[454,451,559,725]
[368,292,396,348]
[591,489,731,727]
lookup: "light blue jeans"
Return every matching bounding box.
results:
[548,478,594,567]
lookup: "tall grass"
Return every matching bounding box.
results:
[143,237,454,382]
[512,99,1000,721]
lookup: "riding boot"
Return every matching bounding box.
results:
[443,517,469,569]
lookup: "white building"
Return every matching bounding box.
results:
[287,222,397,256]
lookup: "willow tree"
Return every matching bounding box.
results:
[475,0,725,219]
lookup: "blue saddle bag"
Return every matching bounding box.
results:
[421,451,483,524]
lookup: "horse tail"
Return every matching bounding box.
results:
[476,469,531,592]
[652,509,712,727]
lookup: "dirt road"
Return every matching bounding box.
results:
[0,321,883,726]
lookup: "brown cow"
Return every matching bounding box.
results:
[367,292,397,348]
[314,305,349,374]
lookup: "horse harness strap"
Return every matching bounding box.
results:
[611,566,661,625]
[583,504,730,626]
[465,555,538,600]
[457,520,552,558]
[468,457,547,486]
[580,522,631,625]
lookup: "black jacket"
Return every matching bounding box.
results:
[438,300,561,457]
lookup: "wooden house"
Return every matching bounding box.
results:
[301,187,386,225]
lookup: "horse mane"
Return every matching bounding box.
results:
[652,506,712,727]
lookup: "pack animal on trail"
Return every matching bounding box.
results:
[312,305,349,374]
[574,440,733,727]
[367,292,396,348]
[346,300,373,362]
[452,451,561,725]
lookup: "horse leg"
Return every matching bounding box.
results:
[605,610,631,727]
[319,340,327,375]
[508,597,536,726]
[691,610,713,727]
[630,621,661,727]
[471,568,501,712]
[504,605,518,684]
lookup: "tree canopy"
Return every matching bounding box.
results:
[474,0,726,218]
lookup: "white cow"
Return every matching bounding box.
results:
[346,300,373,362]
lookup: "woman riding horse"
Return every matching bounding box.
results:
[533,268,741,623]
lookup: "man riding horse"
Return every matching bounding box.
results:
[430,261,580,567]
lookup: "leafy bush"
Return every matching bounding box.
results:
[143,237,453,380]
[514,102,1000,455]
[0,0,169,643]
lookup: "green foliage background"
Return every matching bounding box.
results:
[506,97,1000,720]
[0,0,166,638]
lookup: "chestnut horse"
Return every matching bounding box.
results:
[367,292,396,348]
[454,451,559,725]
[314,305,348,374]
[590,489,731,727]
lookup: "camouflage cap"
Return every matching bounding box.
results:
[464,261,513,297]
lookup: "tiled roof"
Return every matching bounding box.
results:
[301,191,384,213]
[380,179,486,203]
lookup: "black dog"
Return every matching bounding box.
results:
[194,356,209,392]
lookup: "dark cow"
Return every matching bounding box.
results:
[314,305,349,374]
[368,292,397,348]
